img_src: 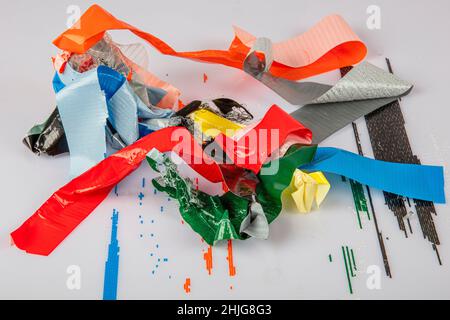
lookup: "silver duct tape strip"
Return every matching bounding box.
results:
[293,97,398,144]
[244,38,413,143]
[239,200,269,239]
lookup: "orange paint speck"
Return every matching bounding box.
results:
[183,278,191,293]
[178,99,185,110]
[227,240,236,277]
[203,73,208,83]
[126,70,133,81]
[203,246,213,275]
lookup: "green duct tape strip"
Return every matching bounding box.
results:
[257,145,318,223]
[146,145,317,244]
[147,152,249,245]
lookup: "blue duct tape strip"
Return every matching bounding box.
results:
[138,123,155,137]
[300,147,445,203]
[52,72,65,93]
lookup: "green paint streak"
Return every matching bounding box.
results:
[349,179,371,229]
[328,254,332,262]
[346,246,355,277]
[350,249,357,271]
[342,246,353,294]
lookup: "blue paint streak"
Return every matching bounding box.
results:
[103,209,120,300]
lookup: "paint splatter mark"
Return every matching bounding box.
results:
[203,246,213,275]
[160,206,164,213]
[349,179,369,229]
[142,177,146,188]
[103,209,120,300]
[203,73,208,83]
[350,249,357,271]
[178,100,185,109]
[138,192,144,206]
[114,185,119,196]
[328,254,333,262]
[183,278,191,293]
[227,240,236,277]
[341,245,357,294]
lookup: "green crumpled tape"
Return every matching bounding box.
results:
[147,151,249,245]
[257,145,318,222]
[146,145,317,244]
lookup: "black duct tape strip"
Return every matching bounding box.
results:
[23,107,68,156]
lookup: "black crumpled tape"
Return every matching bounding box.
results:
[23,107,68,156]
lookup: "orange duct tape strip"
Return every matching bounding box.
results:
[53,4,367,81]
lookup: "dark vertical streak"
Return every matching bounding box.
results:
[340,67,392,278]
[363,58,441,263]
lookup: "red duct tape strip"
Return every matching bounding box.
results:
[11,127,226,256]
[215,105,312,173]
[12,107,312,255]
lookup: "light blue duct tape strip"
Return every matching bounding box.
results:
[55,64,173,175]
[106,81,138,145]
[299,147,445,203]
[56,70,108,176]
[137,97,173,119]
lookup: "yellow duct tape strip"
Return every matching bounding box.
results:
[191,109,244,138]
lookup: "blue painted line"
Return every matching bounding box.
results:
[103,209,120,300]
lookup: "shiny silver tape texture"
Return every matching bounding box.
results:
[244,38,413,144]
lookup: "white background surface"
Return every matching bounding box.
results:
[0,0,449,299]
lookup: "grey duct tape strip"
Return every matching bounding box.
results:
[239,200,269,239]
[244,38,413,143]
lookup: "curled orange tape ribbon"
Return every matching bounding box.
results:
[53,4,367,81]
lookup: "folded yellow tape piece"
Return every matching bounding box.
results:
[191,109,244,138]
[284,169,331,213]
